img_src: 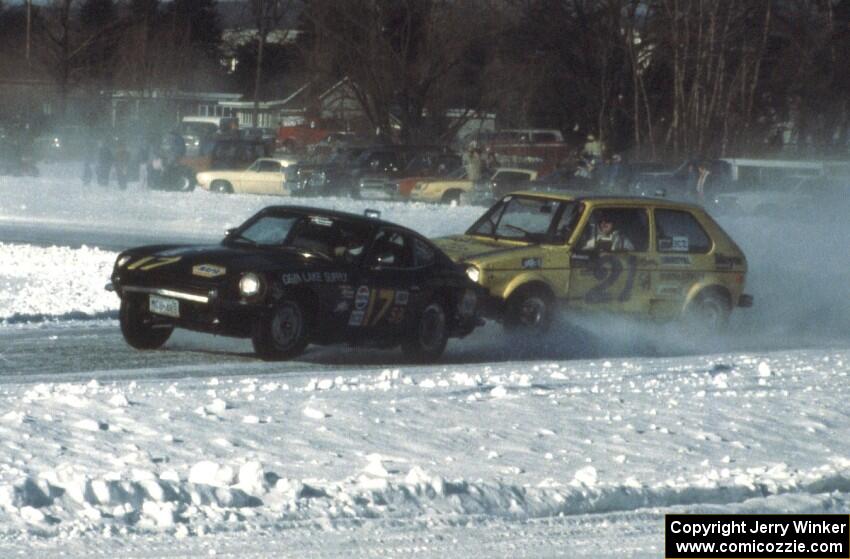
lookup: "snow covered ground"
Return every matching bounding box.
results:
[0,164,849,557]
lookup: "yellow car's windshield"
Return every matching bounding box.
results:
[467,196,580,244]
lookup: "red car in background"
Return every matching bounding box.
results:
[276,123,341,152]
[483,128,574,175]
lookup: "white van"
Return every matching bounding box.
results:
[711,158,850,216]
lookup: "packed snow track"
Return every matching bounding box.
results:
[1,166,849,557]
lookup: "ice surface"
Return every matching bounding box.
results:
[0,165,848,557]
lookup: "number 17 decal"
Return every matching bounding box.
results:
[349,288,400,326]
[367,289,395,326]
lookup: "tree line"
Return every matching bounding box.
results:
[1,0,849,161]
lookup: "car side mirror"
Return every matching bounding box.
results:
[225,228,236,237]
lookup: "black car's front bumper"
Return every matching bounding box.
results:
[109,282,265,338]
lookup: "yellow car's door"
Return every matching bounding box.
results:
[567,206,654,316]
[649,207,717,320]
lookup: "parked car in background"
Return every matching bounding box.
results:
[358,150,462,200]
[433,192,752,333]
[184,136,274,175]
[483,128,573,175]
[108,206,484,362]
[196,157,298,195]
[712,175,850,221]
[147,134,274,192]
[0,138,38,177]
[295,145,440,198]
[179,116,239,157]
[32,125,91,161]
[276,123,342,153]
[410,167,537,205]
[462,167,539,205]
[240,127,278,144]
[286,146,368,196]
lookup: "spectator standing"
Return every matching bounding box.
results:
[605,153,624,192]
[482,146,498,175]
[464,144,483,181]
[95,140,113,187]
[695,161,711,203]
[114,142,130,190]
[583,134,602,159]
[148,151,164,189]
[81,152,93,186]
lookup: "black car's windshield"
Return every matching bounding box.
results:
[228,213,372,262]
[467,196,577,243]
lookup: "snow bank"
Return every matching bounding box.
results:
[2,452,850,538]
[0,243,117,322]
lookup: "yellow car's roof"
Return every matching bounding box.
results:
[505,190,705,211]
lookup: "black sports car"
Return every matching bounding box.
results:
[107,206,484,361]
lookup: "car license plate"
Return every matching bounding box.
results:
[149,294,179,318]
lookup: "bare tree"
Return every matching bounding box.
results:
[301,0,502,143]
[648,0,771,157]
[248,0,295,127]
[34,0,124,119]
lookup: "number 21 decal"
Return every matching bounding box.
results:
[584,255,637,304]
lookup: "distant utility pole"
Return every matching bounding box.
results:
[26,0,32,67]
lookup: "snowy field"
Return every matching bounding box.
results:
[0,164,849,557]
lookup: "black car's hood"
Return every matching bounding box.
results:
[121,243,329,278]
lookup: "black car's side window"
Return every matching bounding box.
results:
[366,229,414,268]
[412,237,436,267]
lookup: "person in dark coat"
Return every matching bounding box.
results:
[95,140,113,187]
[114,142,130,190]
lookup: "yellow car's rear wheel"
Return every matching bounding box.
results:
[685,289,731,334]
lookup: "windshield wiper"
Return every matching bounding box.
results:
[503,224,533,237]
[227,232,257,246]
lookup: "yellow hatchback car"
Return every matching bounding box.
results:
[433,192,752,331]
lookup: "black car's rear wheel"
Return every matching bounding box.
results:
[402,300,449,362]
[119,296,174,350]
[252,299,310,361]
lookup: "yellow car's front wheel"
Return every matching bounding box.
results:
[503,286,555,333]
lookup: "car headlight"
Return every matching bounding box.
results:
[465,264,480,283]
[116,254,132,268]
[239,273,263,297]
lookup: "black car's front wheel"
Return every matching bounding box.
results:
[402,300,449,362]
[252,299,310,361]
[119,296,174,350]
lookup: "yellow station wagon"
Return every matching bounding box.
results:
[433,192,752,331]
